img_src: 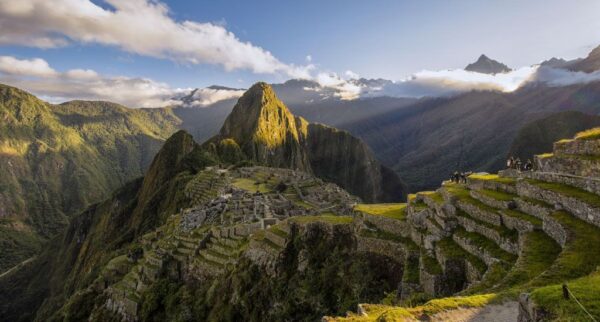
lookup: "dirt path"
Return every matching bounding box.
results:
[426,301,519,322]
[0,256,36,279]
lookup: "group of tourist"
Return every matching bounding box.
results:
[507,156,533,171]
[451,171,470,184]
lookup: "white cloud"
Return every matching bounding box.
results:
[306,55,312,62]
[0,0,311,78]
[63,69,99,80]
[369,67,538,98]
[179,87,245,107]
[0,56,58,77]
[311,64,600,100]
[314,72,362,100]
[345,70,359,79]
[0,55,187,107]
[529,66,600,86]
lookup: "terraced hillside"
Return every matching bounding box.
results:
[50,165,376,321]
[327,129,600,321]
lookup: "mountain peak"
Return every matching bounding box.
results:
[568,44,600,73]
[465,54,511,74]
[218,82,310,170]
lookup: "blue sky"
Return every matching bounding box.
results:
[0,0,599,106]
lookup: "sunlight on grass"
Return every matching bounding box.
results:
[574,127,600,140]
[232,178,271,193]
[354,203,407,220]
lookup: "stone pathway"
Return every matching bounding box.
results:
[425,301,519,322]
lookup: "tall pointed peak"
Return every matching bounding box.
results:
[465,54,511,74]
[219,82,294,141]
[216,81,310,170]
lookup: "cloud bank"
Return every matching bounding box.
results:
[4,54,600,108]
[0,55,188,107]
[0,0,312,78]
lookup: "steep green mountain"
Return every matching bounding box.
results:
[210,82,406,202]
[0,130,218,322]
[0,84,180,272]
[508,111,600,161]
[216,82,311,170]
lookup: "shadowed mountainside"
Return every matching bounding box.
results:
[508,110,600,161]
[341,81,600,192]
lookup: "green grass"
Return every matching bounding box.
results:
[478,189,516,202]
[403,255,421,283]
[436,238,487,275]
[501,209,543,227]
[468,174,516,186]
[519,196,553,209]
[529,211,600,287]
[354,203,407,220]
[527,179,600,208]
[454,228,517,264]
[494,230,560,291]
[232,178,272,193]
[269,226,288,238]
[359,228,419,251]
[454,209,518,240]
[411,200,429,212]
[421,251,443,275]
[445,184,499,214]
[418,191,444,205]
[336,294,498,321]
[0,226,43,273]
[464,263,509,295]
[574,127,600,140]
[289,214,354,225]
[531,270,600,322]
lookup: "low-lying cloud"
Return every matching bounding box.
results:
[315,64,600,100]
[0,0,312,78]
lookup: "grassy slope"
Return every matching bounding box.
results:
[0,84,180,272]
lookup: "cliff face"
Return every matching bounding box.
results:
[216,82,406,202]
[306,123,404,202]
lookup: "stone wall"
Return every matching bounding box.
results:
[470,190,513,209]
[521,170,600,196]
[358,212,410,237]
[457,201,502,226]
[554,139,600,156]
[517,181,600,228]
[355,236,407,264]
[537,154,600,178]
